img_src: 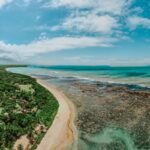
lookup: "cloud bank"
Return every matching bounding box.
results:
[0,36,116,61]
[50,0,132,35]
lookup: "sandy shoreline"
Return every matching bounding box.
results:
[36,79,78,150]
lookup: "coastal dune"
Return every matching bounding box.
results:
[36,80,77,150]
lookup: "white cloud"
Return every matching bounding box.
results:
[0,0,34,8]
[0,36,117,61]
[52,13,119,34]
[50,0,132,15]
[0,0,13,8]
[93,0,132,15]
[50,0,133,36]
[50,0,91,9]
[127,16,150,29]
[48,0,150,40]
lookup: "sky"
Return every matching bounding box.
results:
[0,0,150,66]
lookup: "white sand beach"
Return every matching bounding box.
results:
[36,79,78,150]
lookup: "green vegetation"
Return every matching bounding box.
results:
[19,84,34,93]
[0,65,59,149]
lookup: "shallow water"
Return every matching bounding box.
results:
[7,65,150,87]
[8,66,150,150]
[78,128,137,150]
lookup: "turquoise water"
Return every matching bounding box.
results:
[8,65,150,87]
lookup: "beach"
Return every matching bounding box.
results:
[36,79,77,150]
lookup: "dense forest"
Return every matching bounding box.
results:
[0,65,59,149]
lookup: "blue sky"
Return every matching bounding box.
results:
[0,0,150,65]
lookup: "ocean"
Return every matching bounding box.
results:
[8,65,150,88]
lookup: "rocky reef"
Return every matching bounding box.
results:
[64,81,150,150]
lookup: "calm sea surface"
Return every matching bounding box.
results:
[8,65,150,87]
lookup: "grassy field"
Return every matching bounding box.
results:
[0,65,59,149]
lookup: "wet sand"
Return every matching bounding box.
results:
[36,79,78,150]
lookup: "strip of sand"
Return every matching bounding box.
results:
[36,79,78,150]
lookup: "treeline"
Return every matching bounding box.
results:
[0,65,59,149]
